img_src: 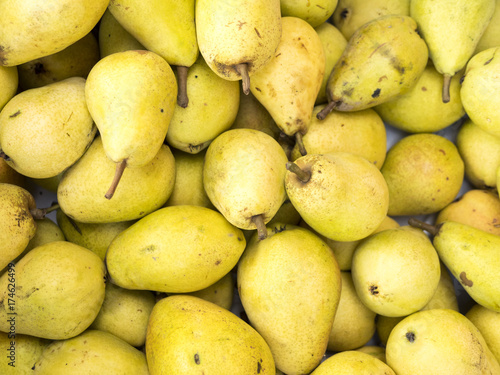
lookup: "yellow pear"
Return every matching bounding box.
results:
[0,66,18,111]
[281,0,338,28]
[466,304,500,363]
[311,351,396,375]
[475,0,500,54]
[0,332,49,374]
[0,159,25,188]
[85,50,177,199]
[98,9,145,58]
[355,346,386,363]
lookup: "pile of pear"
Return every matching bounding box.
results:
[1,0,500,374]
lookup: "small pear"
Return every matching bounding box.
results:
[466,304,500,363]
[410,0,495,103]
[475,0,500,54]
[85,50,177,199]
[0,65,18,111]
[281,0,338,28]
[310,351,396,375]
[98,9,145,58]
[0,333,49,374]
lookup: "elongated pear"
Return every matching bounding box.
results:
[85,50,177,199]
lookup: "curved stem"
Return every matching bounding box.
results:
[235,63,250,95]
[30,203,60,220]
[442,74,452,103]
[252,214,268,240]
[176,65,189,108]
[286,161,311,183]
[408,218,439,236]
[105,160,127,200]
[316,101,337,120]
[295,132,307,156]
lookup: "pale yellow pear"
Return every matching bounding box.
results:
[0,333,49,374]
[266,199,302,228]
[0,0,108,67]
[466,304,500,363]
[146,295,275,374]
[98,9,145,58]
[475,0,500,54]
[237,224,341,375]
[386,309,500,374]
[311,351,396,375]
[410,0,495,102]
[0,77,96,179]
[355,346,386,363]
[0,66,18,111]
[281,0,338,28]
[85,50,177,199]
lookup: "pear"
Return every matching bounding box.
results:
[85,49,177,199]
[237,223,341,375]
[0,0,108,67]
[466,304,500,363]
[266,199,302,227]
[310,351,395,375]
[99,9,145,58]
[195,0,282,95]
[250,16,325,155]
[436,189,500,235]
[0,241,106,340]
[0,332,49,374]
[332,0,410,40]
[281,0,338,28]
[30,174,62,193]
[56,209,134,260]
[456,119,500,189]
[57,136,176,224]
[460,47,500,139]
[374,63,466,133]
[17,32,100,90]
[355,346,387,363]
[386,309,500,374]
[166,54,240,154]
[203,129,288,240]
[0,66,18,111]
[285,152,389,242]
[0,159,25,188]
[33,330,149,375]
[106,205,246,294]
[351,226,441,317]
[90,283,156,347]
[410,0,495,103]
[0,77,96,179]
[290,105,387,169]
[409,219,500,312]
[381,133,465,216]
[475,0,500,54]
[317,15,428,120]
[327,272,377,352]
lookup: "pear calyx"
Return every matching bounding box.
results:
[286,162,311,183]
[252,214,268,240]
[176,65,189,108]
[234,63,250,95]
[105,159,127,200]
[408,218,441,236]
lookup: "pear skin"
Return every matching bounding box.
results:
[475,0,500,54]
[0,333,49,374]
[311,351,395,375]
[466,304,500,364]
[98,9,145,58]
[281,0,338,28]
[0,65,18,111]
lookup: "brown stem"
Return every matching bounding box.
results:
[30,203,60,220]
[408,218,439,236]
[442,74,452,103]
[252,214,268,240]
[176,65,189,108]
[235,63,250,95]
[286,161,311,183]
[295,132,307,156]
[105,160,127,200]
[316,101,337,120]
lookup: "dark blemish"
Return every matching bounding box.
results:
[369,285,379,295]
[273,224,287,233]
[369,43,387,58]
[215,260,221,266]
[34,63,46,75]
[378,75,388,82]
[0,151,11,161]
[316,4,325,9]
[446,177,449,180]
[194,353,200,365]
[343,87,354,97]
[371,88,381,98]
[460,272,473,287]
[406,331,415,343]
[257,361,262,373]
[9,110,21,118]
[460,75,465,84]
[141,245,156,252]
[439,149,446,155]
[237,21,246,30]
[340,8,349,19]
[136,50,148,55]
[421,86,427,91]
[484,56,494,65]
[237,237,243,241]
[255,87,261,92]
[160,108,164,113]
[254,28,261,38]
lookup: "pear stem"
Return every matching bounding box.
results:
[295,132,307,156]
[408,218,439,236]
[442,74,452,103]
[105,160,127,200]
[30,203,59,220]
[252,214,268,240]
[235,63,250,95]
[176,65,189,108]
[286,161,311,183]
[316,101,337,120]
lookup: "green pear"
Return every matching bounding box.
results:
[410,0,495,103]
[0,0,108,67]
[317,15,428,120]
[475,0,500,54]
[314,22,348,105]
[106,205,246,293]
[146,295,275,374]
[351,226,441,317]
[57,136,176,223]
[250,16,325,154]
[281,0,338,28]
[56,209,134,260]
[0,77,96,179]
[456,119,500,189]
[0,159,25,188]
[327,272,377,352]
[90,283,156,347]
[374,63,466,133]
[85,50,177,199]
[166,54,240,154]
[237,224,341,375]
[0,332,49,374]
[460,47,500,139]
[109,0,198,107]
[310,351,396,375]
[376,315,405,347]
[436,189,500,235]
[266,199,302,227]
[33,330,149,375]
[355,346,386,363]
[466,304,500,363]
[0,241,106,340]
[0,65,18,111]
[381,133,464,216]
[410,219,500,312]
[285,152,389,242]
[203,129,288,239]
[17,32,100,91]
[98,9,145,58]
[386,309,500,374]
[332,0,410,40]
[291,105,387,169]
[195,0,282,94]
